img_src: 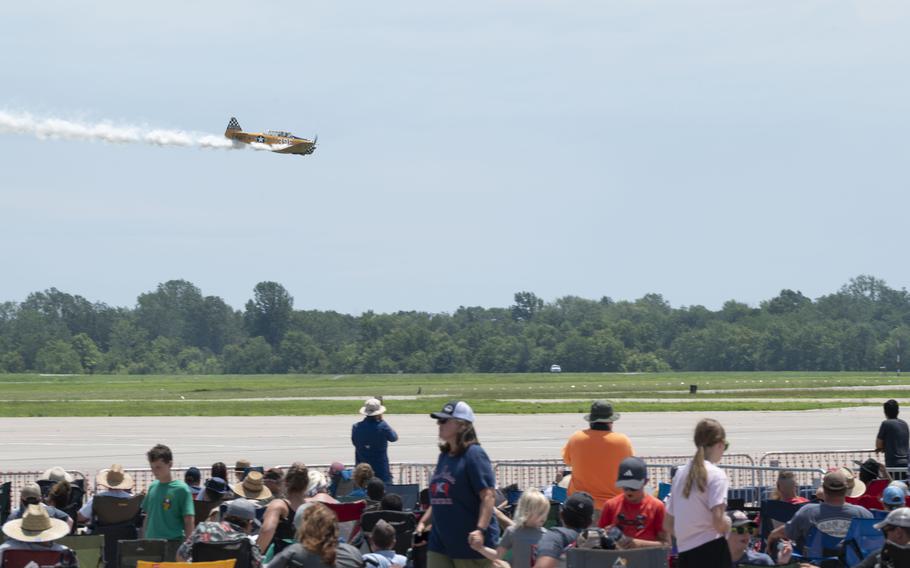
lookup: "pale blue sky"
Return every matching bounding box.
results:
[2,1,908,314]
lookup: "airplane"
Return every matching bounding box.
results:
[224,117,316,156]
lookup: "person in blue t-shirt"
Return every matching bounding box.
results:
[352,398,399,483]
[417,401,498,568]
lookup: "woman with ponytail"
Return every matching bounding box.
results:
[664,418,732,567]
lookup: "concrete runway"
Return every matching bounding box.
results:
[0,406,884,474]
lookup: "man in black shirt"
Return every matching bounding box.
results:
[876,399,909,480]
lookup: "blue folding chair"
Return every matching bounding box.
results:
[798,526,843,565]
[657,482,671,501]
[843,517,884,567]
[759,500,806,548]
[550,485,567,503]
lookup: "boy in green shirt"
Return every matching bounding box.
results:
[142,444,195,542]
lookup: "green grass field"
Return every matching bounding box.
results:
[0,371,906,416]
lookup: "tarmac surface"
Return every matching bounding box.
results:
[0,406,885,473]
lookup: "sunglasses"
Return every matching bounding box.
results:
[723,441,730,451]
[437,419,449,425]
[732,525,756,535]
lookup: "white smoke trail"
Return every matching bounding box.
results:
[0,110,244,150]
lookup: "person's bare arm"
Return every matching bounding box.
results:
[711,504,730,534]
[416,505,432,534]
[493,507,513,529]
[184,515,195,540]
[257,500,283,552]
[466,488,496,546]
[767,524,786,550]
[620,531,671,549]
[876,438,885,452]
[663,513,674,536]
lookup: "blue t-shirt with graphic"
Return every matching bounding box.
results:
[428,444,499,559]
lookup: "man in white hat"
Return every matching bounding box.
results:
[0,504,75,566]
[77,464,136,525]
[352,397,398,483]
[855,507,910,568]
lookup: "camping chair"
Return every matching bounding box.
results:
[0,482,11,524]
[93,495,144,568]
[137,560,236,568]
[1,549,64,568]
[192,539,253,568]
[657,482,671,501]
[61,485,86,532]
[550,486,567,503]
[566,546,670,568]
[758,500,806,547]
[843,517,884,567]
[59,534,105,568]
[864,479,889,498]
[545,501,561,528]
[384,484,420,511]
[799,526,844,565]
[360,510,417,555]
[117,539,169,568]
[323,501,367,542]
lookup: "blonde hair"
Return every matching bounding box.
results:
[682,418,725,499]
[513,488,550,528]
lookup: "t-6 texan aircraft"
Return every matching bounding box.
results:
[224,117,316,155]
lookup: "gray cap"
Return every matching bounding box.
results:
[223,498,256,521]
[874,507,910,530]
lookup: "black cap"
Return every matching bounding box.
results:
[615,457,647,490]
[184,467,201,483]
[205,476,229,495]
[563,491,594,520]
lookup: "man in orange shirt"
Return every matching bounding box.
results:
[561,400,634,514]
[597,457,670,549]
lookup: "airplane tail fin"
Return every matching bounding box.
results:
[225,117,242,136]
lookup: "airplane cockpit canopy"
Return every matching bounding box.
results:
[267,130,292,137]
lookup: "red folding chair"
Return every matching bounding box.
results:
[2,549,64,568]
[323,501,367,541]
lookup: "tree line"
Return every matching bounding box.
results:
[0,275,908,375]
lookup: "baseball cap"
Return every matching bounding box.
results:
[823,470,848,492]
[874,507,910,530]
[726,510,755,528]
[184,467,201,483]
[20,482,41,503]
[223,498,256,521]
[615,457,647,490]
[883,486,906,506]
[562,491,594,520]
[431,400,476,423]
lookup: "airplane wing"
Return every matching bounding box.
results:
[272,140,316,155]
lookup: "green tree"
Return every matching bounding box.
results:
[71,333,101,373]
[278,331,326,372]
[511,291,544,322]
[35,339,82,373]
[223,337,276,373]
[244,282,293,346]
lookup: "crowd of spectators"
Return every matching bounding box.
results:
[3,397,910,568]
